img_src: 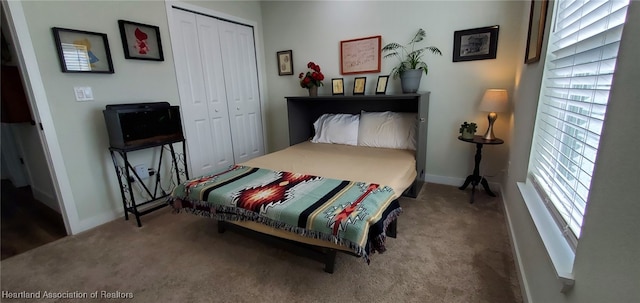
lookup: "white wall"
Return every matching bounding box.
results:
[17,0,264,231]
[504,1,640,302]
[260,1,526,186]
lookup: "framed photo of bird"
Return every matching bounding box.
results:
[118,20,164,61]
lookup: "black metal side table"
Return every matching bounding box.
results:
[457,135,504,203]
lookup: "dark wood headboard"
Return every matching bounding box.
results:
[285,93,430,197]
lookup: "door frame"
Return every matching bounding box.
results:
[3,1,80,234]
[165,0,269,174]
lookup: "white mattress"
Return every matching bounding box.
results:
[240,141,417,198]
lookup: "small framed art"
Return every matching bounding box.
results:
[353,77,366,95]
[332,78,344,95]
[276,50,293,75]
[52,27,114,73]
[118,20,164,61]
[453,25,499,62]
[375,75,389,95]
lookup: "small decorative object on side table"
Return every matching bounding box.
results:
[459,121,477,140]
[458,135,504,203]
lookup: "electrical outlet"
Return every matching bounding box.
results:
[134,164,149,179]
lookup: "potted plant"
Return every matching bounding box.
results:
[459,122,477,140]
[382,29,442,93]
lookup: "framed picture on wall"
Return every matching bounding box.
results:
[375,75,389,95]
[353,77,366,95]
[118,20,164,61]
[52,27,114,73]
[276,50,293,76]
[525,0,549,64]
[453,25,499,62]
[340,35,381,75]
[332,78,344,95]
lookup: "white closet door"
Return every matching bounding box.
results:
[217,21,264,163]
[171,9,233,177]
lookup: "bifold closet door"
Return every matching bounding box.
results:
[217,21,264,163]
[172,9,234,177]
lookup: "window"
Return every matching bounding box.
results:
[528,0,630,249]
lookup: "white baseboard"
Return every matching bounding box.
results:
[424,174,500,190]
[75,209,123,234]
[32,186,60,213]
[424,174,464,187]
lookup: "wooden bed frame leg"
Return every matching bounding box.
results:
[323,249,336,274]
[387,219,398,238]
[217,220,226,233]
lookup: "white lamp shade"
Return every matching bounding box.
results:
[479,89,509,113]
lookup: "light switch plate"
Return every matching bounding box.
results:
[74,86,94,101]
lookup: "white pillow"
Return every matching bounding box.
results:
[357,111,416,150]
[311,113,359,146]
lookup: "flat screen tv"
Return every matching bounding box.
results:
[103,102,184,150]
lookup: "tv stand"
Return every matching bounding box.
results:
[109,139,188,227]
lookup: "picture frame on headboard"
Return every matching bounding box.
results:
[340,35,381,75]
[353,77,366,95]
[332,78,344,95]
[375,75,389,95]
[524,0,549,64]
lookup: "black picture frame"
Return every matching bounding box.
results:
[118,20,164,61]
[453,25,499,62]
[332,78,344,95]
[375,75,389,95]
[525,0,549,64]
[52,27,114,73]
[353,77,366,95]
[276,50,293,76]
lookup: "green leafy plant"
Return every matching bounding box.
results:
[459,122,478,134]
[382,28,442,79]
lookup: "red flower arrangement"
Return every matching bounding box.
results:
[298,62,325,88]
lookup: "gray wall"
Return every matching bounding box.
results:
[18,0,264,227]
[503,1,640,302]
[13,0,640,301]
[260,1,526,186]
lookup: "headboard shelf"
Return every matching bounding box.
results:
[285,92,429,197]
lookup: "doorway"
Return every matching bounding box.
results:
[1,4,66,260]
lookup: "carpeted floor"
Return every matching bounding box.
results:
[0,183,522,303]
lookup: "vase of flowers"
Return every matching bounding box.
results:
[299,61,324,96]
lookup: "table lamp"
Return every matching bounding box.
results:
[478,89,508,141]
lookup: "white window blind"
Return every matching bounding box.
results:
[529,0,630,247]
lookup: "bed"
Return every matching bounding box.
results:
[169,93,429,272]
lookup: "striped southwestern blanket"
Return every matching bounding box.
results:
[168,165,402,262]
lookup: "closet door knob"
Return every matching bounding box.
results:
[236,107,240,111]
[214,109,219,113]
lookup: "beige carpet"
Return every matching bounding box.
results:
[0,183,522,303]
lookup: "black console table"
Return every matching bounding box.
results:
[109,139,188,227]
[458,135,504,203]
